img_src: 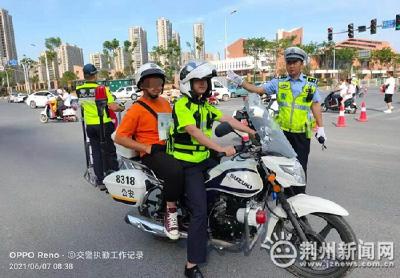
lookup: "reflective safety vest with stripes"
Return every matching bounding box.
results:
[76,82,112,125]
[168,96,221,163]
[275,78,316,138]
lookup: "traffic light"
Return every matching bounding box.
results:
[370,18,377,34]
[396,14,400,31]
[348,23,354,38]
[328,27,333,42]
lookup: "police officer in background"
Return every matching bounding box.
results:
[77,64,124,190]
[227,46,326,195]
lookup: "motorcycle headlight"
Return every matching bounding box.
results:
[279,160,306,185]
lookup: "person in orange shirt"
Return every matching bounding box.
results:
[115,63,183,240]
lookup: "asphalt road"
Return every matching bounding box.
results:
[0,89,399,278]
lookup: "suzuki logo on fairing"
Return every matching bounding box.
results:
[230,173,253,189]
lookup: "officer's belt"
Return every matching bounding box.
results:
[278,101,310,111]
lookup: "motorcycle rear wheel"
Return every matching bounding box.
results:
[271,213,357,278]
[40,114,48,123]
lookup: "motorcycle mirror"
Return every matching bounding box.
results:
[233,110,246,121]
[215,122,234,137]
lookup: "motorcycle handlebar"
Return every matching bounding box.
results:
[215,145,244,158]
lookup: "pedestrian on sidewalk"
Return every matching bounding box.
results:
[383,71,396,113]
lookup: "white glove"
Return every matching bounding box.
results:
[315,127,327,142]
[227,70,244,87]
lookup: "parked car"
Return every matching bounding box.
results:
[211,78,231,101]
[25,91,58,109]
[8,92,28,103]
[112,85,141,100]
[230,82,263,98]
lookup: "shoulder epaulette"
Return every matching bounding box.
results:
[306,76,318,85]
[278,75,288,79]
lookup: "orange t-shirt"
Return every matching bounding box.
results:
[116,97,172,156]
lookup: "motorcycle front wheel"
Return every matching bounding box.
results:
[271,213,357,278]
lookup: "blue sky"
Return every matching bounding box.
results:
[2,0,400,63]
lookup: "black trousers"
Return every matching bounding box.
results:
[283,131,310,195]
[86,122,119,185]
[141,152,184,202]
[180,158,218,264]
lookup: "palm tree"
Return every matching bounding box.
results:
[44,37,62,86]
[195,36,204,59]
[123,39,138,76]
[30,75,39,91]
[103,39,120,69]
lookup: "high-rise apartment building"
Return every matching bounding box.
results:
[114,47,130,73]
[193,23,205,60]
[156,17,172,49]
[89,52,110,70]
[172,31,180,48]
[128,26,148,71]
[0,8,18,66]
[39,51,59,82]
[57,43,84,76]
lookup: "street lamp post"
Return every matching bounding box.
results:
[21,62,31,93]
[4,68,10,94]
[224,10,237,59]
[333,46,336,81]
[44,51,51,90]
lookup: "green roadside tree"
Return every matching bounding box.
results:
[60,71,77,87]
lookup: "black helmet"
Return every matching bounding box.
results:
[83,64,98,76]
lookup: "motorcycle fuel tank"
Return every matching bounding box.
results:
[205,158,263,197]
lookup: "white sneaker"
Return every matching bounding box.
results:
[390,106,394,110]
[164,207,179,240]
[383,109,392,113]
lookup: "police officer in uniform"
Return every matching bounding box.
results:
[77,64,124,190]
[169,61,256,277]
[227,47,326,195]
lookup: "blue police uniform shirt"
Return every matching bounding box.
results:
[261,73,321,103]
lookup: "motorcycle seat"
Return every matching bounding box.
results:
[111,131,139,160]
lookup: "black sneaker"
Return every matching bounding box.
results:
[184,265,204,278]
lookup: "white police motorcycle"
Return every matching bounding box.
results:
[104,94,356,278]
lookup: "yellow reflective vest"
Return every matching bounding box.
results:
[275,76,317,138]
[76,82,114,125]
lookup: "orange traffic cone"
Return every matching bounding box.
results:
[357,101,368,122]
[335,104,346,127]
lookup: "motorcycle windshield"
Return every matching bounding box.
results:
[245,93,297,158]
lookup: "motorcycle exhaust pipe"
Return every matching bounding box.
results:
[125,214,166,236]
[125,214,188,238]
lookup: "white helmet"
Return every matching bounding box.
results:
[135,63,165,91]
[179,60,217,99]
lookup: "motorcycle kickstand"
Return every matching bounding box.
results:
[208,243,225,256]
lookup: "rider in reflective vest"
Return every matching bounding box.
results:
[169,61,256,278]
